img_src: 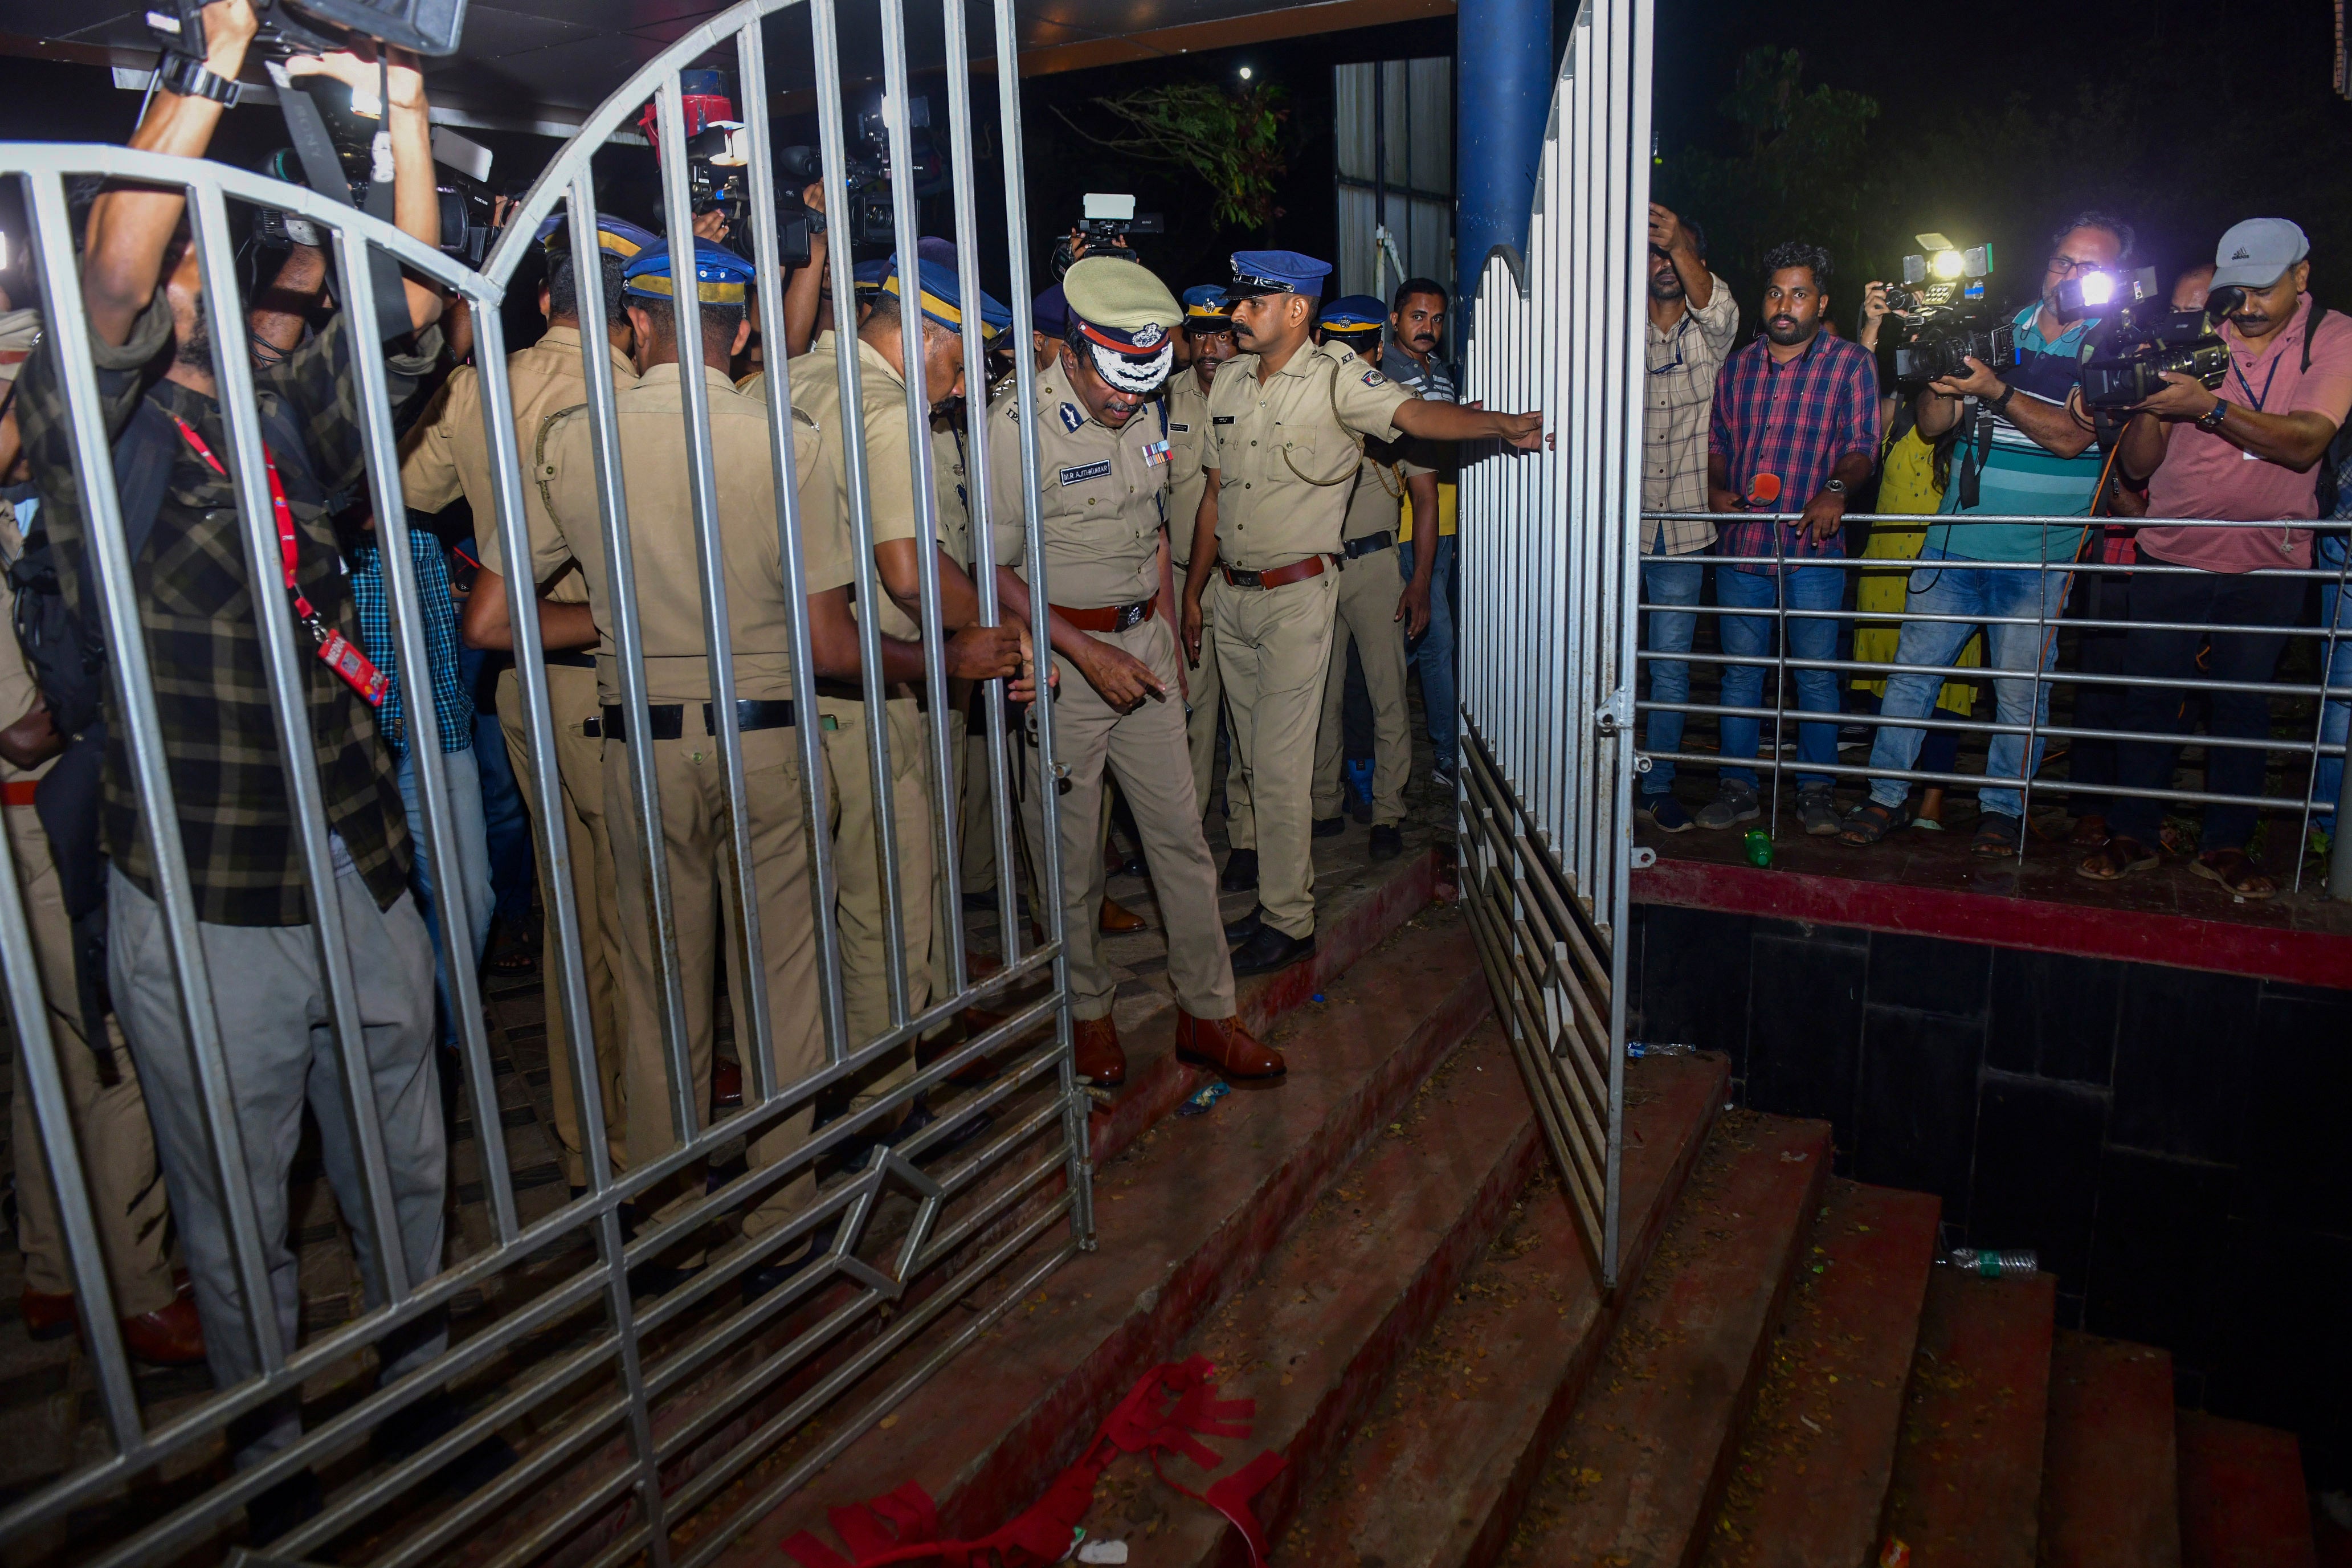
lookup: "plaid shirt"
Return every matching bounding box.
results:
[349,526,471,758]
[1642,275,1738,552]
[1708,330,1880,574]
[17,296,439,926]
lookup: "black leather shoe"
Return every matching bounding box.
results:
[1219,848,1259,893]
[1312,815,1345,838]
[1231,922,1316,978]
[1369,823,1403,860]
[1223,905,1265,946]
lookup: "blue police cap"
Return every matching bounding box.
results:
[853,258,891,297]
[1032,283,1068,338]
[1182,284,1233,325]
[1224,250,1333,302]
[620,238,755,304]
[1318,293,1386,334]
[534,211,661,261]
[884,252,1012,338]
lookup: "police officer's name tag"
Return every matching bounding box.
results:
[1169,422,1191,432]
[1059,460,1112,486]
[1212,415,1236,425]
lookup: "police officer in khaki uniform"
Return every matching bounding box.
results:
[413,213,654,1193]
[1181,251,1542,975]
[537,239,1018,1296]
[1169,285,1251,867]
[775,252,1022,1098]
[0,507,201,1363]
[1308,296,1436,862]
[987,258,1280,1085]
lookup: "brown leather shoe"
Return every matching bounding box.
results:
[20,1288,74,1341]
[1175,1012,1285,1080]
[120,1295,206,1366]
[1072,1015,1126,1087]
[1098,896,1146,934]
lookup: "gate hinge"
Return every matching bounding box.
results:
[1595,687,1633,734]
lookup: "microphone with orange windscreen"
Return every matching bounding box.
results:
[1744,472,1783,510]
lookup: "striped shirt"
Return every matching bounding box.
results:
[349,527,473,757]
[1708,330,1880,574]
[1643,273,1739,553]
[1925,303,2103,563]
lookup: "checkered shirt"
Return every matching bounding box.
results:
[350,526,472,758]
[1708,330,1881,574]
[1642,276,1738,553]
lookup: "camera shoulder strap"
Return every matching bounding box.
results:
[1954,401,1992,511]
[263,61,416,346]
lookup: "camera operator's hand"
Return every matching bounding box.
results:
[1927,355,2006,404]
[1857,281,1891,353]
[802,181,827,215]
[1647,203,1690,256]
[284,46,426,114]
[199,0,259,73]
[2130,370,2222,423]
[692,209,731,245]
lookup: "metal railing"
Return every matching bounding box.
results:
[1634,509,2352,895]
[0,0,1081,1562]
[1456,0,1651,1289]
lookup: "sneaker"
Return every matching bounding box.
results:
[1693,783,1762,831]
[1431,763,1458,794]
[1638,794,1693,834]
[1797,786,1841,837]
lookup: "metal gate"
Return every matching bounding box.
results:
[0,0,1081,1562]
[1455,0,1651,1288]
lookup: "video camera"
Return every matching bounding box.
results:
[251,138,499,264]
[2076,271,2238,409]
[145,0,468,66]
[1077,193,1163,256]
[1884,232,2011,383]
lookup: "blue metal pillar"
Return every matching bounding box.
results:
[1455,0,1553,316]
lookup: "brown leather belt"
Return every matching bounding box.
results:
[544,649,598,670]
[1221,555,1330,589]
[1051,595,1158,634]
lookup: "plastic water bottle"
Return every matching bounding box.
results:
[1627,1041,1698,1059]
[1742,827,1774,867]
[1946,1248,2036,1277]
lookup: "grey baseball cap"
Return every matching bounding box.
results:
[2211,218,2310,289]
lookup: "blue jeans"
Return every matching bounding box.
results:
[461,647,536,934]
[1639,556,1705,794]
[1865,550,2070,821]
[1716,564,1844,791]
[1399,534,1457,769]
[395,744,493,1048]
[2318,530,2350,833]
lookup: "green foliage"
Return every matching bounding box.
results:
[1054,83,1290,231]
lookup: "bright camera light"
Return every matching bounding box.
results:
[1930,250,1965,280]
[1239,66,1253,80]
[2078,271,2116,306]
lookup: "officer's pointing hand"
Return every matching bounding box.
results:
[1079,640,1166,714]
[945,624,1024,683]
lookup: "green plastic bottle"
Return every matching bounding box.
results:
[1742,827,1774,868]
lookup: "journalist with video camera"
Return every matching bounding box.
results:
[1843,213,2131,856]
[2079,218,2352,900]
[11,0,469,1522]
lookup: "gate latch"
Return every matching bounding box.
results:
[1595,687,1633,735]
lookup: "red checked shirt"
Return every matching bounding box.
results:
[1708,329,1881,574]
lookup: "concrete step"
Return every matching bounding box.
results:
[1881,1265,2057,1568]
[1698,1178,1942,1568]
[2178,1409,2317,1568]
[1273,1052,1729,1568]
[1494,1109,1832,1568]
[719,900,1492,1564]
[2039,1333,2181,1568]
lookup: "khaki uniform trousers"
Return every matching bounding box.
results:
[4,802,175,1315]
[958,700,1001,893]
[496,663,627,1188]
[1215,569,1340,940]
[1185,570,1252,839]
[819,694,935,1109]
[602,725,825,1257]
[1312,550,1413,826]
[1022,615,1236,1022]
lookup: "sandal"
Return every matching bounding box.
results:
[2067,812,2111,850]
[1838,802,1906,847]
[2190,848,2277,901]
[2075,836,2159,883]
[488,938,537,977]
[1971,812,2022,858]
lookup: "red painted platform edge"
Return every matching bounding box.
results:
[2178,1409,2320,1568]
[1633,858,2352,991]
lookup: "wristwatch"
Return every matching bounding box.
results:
[1823,478,1848,497]
[2196,398,2231,434]
[158,52,246,105]
[1988,382,2018,415]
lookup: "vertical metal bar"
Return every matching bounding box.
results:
[653,71,775,1122]
[876,0,961,1023]
[471,284,609,1198]
[991,0,1090,1246]
[0,819,142,1446]
[736,21,850,1079]
[560,179,671,1566]
[1768,506,1788,836]
[322,202,518,1248]
[27,170,279,1373]
[2015,556,2054,866]
[2326,542,2352,900]
[810,0,913,1039]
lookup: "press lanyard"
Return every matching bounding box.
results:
[166,413,389,707]
[2230,352,2281,413]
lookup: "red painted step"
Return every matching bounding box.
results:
[1881,1265,2056,1568]
[1275,1052,1730,1568]
[714,906,1492,1564]
[2178,1410,2317,1568]
[1700,1179,1942,1568]
[1495,1110,1833,1568]
[2040,1332,2181,1568]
